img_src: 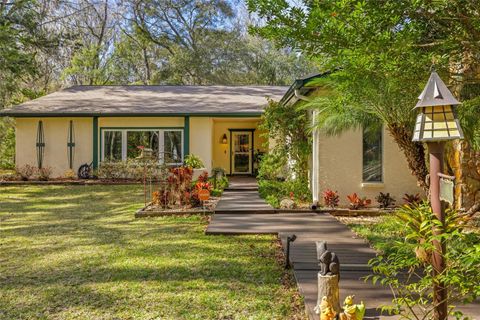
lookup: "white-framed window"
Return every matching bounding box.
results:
[101,128,183,165]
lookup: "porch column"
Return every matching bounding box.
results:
[184,116,190,157]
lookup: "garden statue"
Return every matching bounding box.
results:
[314,296,337,320]
[315,241,341,314]
[339,295,365,320]
[317,241,340,276]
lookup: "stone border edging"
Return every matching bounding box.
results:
[135,207,392,218]
[135,208,213,218]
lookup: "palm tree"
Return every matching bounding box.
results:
[305,70,430,191]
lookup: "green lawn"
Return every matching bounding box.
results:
[339,216,405,255]
[0,185,304,320]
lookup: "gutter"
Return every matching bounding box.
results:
[292,83,321,210]
[279,70,332,106]
[294,89,312,102]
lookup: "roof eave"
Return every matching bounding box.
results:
[279,71,332,106]
[0,112,264,118]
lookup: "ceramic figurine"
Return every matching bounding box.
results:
[314,296,337,320]
[339,295,365,320]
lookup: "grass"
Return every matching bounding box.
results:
[338,215,406,255]
[0,185,305,320]
[341,211,480,256]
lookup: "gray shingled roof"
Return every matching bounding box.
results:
[0,85,288,117]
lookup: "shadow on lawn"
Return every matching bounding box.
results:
[0,185,285,319]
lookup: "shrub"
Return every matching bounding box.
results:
[214,176,229,190]
[98,161,124,180]
[0,170,17,181]
[97,160,167,181]
[322,189,340,208]
[64,169,76,180]
[210,189,222,197]
[152,190,170,208]
[257,152,288,181]
[184,154,204,169]
[258,178,311,208]
[166,167,193,206]
[375,192,396,209]
[369,203,480,319]
[0,119,15,170]
[265,194,280,208]
[211,167,227,189]
[191,172,212,207]
[403,193,421,206]
[197,171,209,183]
[346,193,371,209]
[15,164,36,181]
[37,167,52,181]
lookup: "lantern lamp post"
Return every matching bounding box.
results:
[412,68,463,320]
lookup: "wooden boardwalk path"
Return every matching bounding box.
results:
[207,213,480,320]
[214,177,275,214]
[207,212,393,319]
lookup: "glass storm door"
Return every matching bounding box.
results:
[232,131,252,174]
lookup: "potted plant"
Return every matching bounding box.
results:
[184,154,206,180]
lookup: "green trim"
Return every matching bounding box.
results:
[2,113,263,118]
[183,116,190,156]
[279,71,332,106]
[100,126,184,130]
[229,130,255,175]
[229,131,232,175]
[92,117,98,169]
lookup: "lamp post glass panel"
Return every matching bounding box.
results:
[412,69,463,320]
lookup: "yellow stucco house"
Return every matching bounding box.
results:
[280,73,423,206]
[1,86,286,178]
[1,75,422,206]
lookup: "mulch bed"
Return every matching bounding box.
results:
[323,208,393,216]
[135,197,221,218]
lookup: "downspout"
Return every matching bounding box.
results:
[294,90,320,209]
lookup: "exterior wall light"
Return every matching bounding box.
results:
[221,133,228,144]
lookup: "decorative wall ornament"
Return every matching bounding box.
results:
[67,120,76,169]
[36,121,45,169]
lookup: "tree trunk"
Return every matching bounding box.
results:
[387,123,429,191]
[459,141,480,210]
[448,50,480,211]
[314,274,340,314]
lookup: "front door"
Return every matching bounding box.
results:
[231,131,252,174]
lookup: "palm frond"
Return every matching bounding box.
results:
[304,94,380,136]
